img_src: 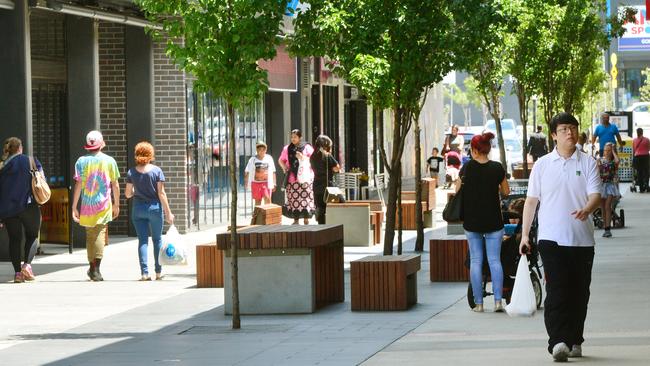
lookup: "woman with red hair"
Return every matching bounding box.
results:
[456,132,510,312]
[125,141,174,281]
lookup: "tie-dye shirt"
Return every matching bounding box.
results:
[74,152,120,227]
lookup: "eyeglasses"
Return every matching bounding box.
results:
[557,126,578,134]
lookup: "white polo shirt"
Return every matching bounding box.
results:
[527,148,601,247]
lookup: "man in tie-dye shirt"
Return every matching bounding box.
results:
[72,131,120,281]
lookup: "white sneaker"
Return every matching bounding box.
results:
[568,344,582,358]
[552,342,569,362]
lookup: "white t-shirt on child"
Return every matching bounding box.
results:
[245,154,276,189]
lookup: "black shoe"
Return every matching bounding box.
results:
[87,264,97,281]
[93,259,104,281]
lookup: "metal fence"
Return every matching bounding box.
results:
[186,86,265,229]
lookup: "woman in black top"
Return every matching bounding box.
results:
[310,135,340,224]
[455,132,510,312]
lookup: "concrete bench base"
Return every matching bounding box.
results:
[219,225,345,315]
[327,204,373,247]
[447,222,464,235]
[224,248,314,314]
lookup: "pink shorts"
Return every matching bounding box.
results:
[251,181,271,201]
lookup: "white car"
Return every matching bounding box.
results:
[485,119,519,139]
[625,102,650,129]
[489,136,524,173]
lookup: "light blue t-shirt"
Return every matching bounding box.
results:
[594,123,619,151]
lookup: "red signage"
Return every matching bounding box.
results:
[258,44,297,92]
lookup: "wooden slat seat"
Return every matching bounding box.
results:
[351,254,421,311]
[394,200,428,230]
[429,239,469,281]
[351,200,383,212]
[196,243,224,288]
[250,204,282,225]
[370,211,383,244]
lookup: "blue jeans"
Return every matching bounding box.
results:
[132,200,163,275]
[465,229,504,305]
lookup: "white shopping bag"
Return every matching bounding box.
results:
[505,256,537,317]
[296,159,314,184]
[159,225,187,265]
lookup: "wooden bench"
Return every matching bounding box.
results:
[196,243,224,288]
[216,225,344,314]
[250,204,282,225]
[370,211,383,244]
[351,254,421,311]
[429,238,469,282]
[421,177,437,210]
[326,202,374,247]
[352,200,383,212]
[394,200,428,230]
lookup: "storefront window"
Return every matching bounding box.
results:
[622,68,647,108]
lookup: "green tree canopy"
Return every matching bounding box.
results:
[290,0,498,252]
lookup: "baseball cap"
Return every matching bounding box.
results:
[255,141,267,148]
[84,130,105,151]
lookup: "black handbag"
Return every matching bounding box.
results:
[442,184,463,222]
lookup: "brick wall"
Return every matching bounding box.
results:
[98,21,129,234]
[153,40,188,233]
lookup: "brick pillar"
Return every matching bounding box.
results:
[153,40,188,232]
[98,22,129,235]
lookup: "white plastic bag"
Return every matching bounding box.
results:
[505,256,537,317]
[296,158,314,184]
[159,225,187,265]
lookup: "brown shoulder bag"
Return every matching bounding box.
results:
[29,156,51,205]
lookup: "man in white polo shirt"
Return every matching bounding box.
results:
[520,112,601,362]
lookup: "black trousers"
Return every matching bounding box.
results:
[538,240,594,353]
[633,155,649,191]
[3,203,41,273]
[314,189,326,224]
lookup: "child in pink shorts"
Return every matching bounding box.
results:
[244,141,276,205]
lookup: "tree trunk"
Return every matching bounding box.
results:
[227,102,240,329]
[542,96,556,151]
[485,88,507,170]
[515,83,529,178]
[383,107,404,255]
[414,114,424,252]
[397,167,402,255]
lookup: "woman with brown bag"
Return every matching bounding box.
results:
[0,137,44,283]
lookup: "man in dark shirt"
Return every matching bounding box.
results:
[528,126,548,162]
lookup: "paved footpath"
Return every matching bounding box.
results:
[365,185,650,365]
[0,187,648,365]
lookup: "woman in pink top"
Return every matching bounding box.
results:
[633,127,650,192]
[278,129,315,224]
